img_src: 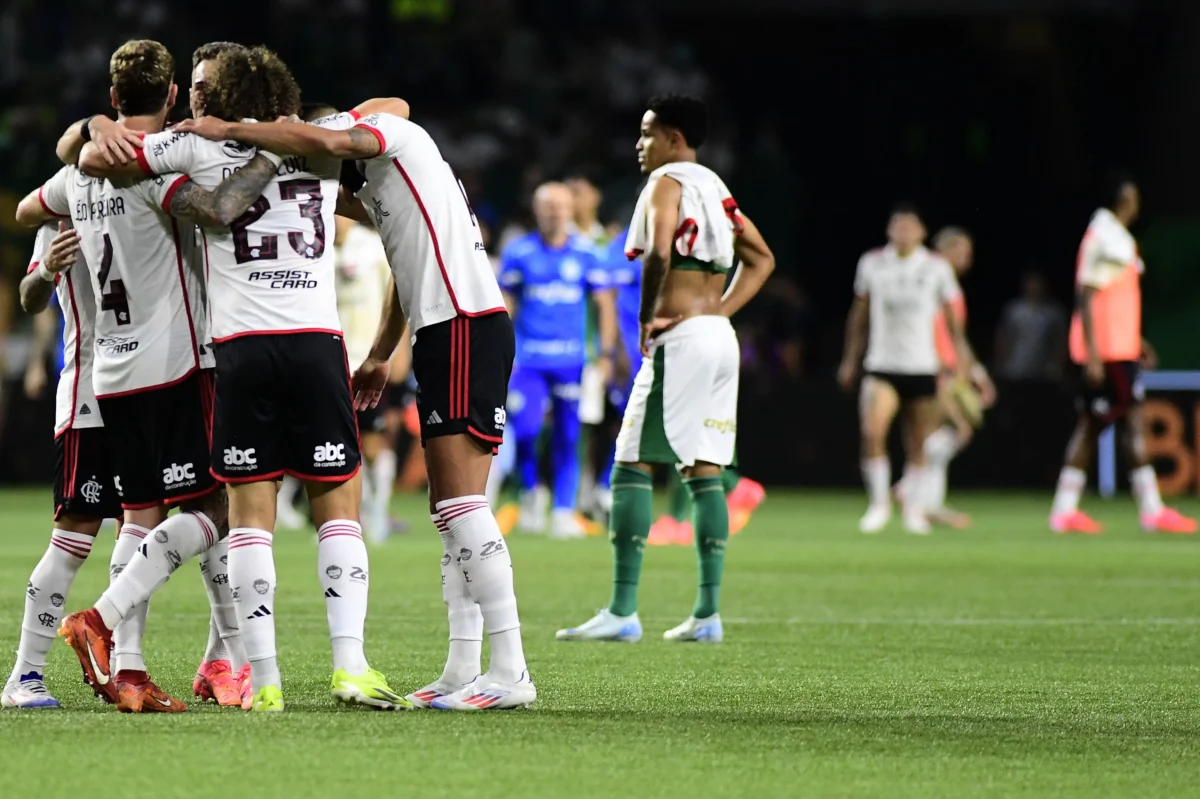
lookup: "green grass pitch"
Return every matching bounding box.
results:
[1,487,1199,798]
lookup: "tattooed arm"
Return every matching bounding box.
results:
[167,154,279,228]
[177,117,383,161]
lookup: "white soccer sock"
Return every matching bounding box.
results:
[110,524,150,674]
[96,512,218,630]
[432,513,483,685]
[903,465,928,519]
[316,520,369,675]
[923,427,961,512]
[198,540,246,669]
[228,528,280,691]
[436,496,527,683]
[1051,466,1087,516]
[8,530,93,683]
[861,457,891,508]
[371,449,397,519]
[1130,465,1164,516]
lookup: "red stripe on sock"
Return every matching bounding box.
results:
[438,502,489,521]
[51,538,92,558]
[120,527,149,539]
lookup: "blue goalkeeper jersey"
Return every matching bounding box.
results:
[498,232,609,369]
[606,230,642,361]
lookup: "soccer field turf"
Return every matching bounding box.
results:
[1,487,1198,798]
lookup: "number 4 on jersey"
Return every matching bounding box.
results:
[97,233,131,325]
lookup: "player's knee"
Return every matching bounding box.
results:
[54,515,103,537]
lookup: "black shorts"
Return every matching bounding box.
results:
[385,378,415,410]
[412,313,514,449]
[211,332,360,483]
[867,371,938,402]
[1078,360,1143,423]
[96,370,217,510]
[54,427,123,521]
[357,405,387,435]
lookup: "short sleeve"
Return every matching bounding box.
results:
[38,167,72,218]
[584,251,610,290]
[136,173,192,214]
[497,245,524,290]
[351,112,404,159]
[311,112,360,131]
[853,255,871,297]
[937,259,962,303]
[140,130,200,177]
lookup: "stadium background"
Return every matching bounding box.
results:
[0,0,1197,491]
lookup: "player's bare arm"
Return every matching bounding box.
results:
[720,213,776,318]
[23,307,57,400]
[838,295,869,391]
[56,114,144,166]
[336,189,372,224]
[15,187,59,228]
[77,140,147,179]
[940,299,976,380]
[353,277,408,411]
[352,97,410,120]
[1077,286,1104,385]
[167,154,279,228]
[593,288,619,381]
[638,176,683,355]
[19,224,79,313]
[178,117,384,161]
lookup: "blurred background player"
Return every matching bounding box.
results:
[558,94,775,644]
[3,223,122,709]
[499,182,618,538]
[895,227,996,528]
[1049,174,1196,534]
[838,205,977,535]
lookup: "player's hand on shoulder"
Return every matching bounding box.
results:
[175,116,231,141]
[44,222,80,274]
[837,359,859,392]
[89,116,144,165]
[351,357,390,411]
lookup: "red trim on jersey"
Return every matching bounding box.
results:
[673,217,699,256]
[161,175,191,214]
[211,468,286,485]
[168,483,218,507]
[27,261,38,275]
[95,365,198,400]
[135,147,154,176]
[284,462,362,483]
[626,248,644,261]
[467,425,503,444]
[211,327,344,344]
[348,110,362,121]
[354,123,386,156]
[63,272,84,434]
[38,186,68,218]
[171,219,202,370]
[391,158,463,315]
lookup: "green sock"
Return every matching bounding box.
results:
[686,475,729,619]
[608,464,653,617]
[721,467,740,495]
[668,471,690,521]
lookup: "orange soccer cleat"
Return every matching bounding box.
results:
[115,671,187,713]
[495,503,519,537]
[193,660,242,706]
[1049,510,1104,535]
[648,516,693,546]
[727,478,766,535]
[58,608,118,704]
[1141,507,1198,534]
[237,663,253,710]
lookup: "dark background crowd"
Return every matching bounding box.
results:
[0,0,1197,484]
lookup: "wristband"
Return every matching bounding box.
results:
[79,116,96,142]
[37,262,56,282]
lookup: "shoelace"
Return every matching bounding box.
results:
[24,682,48,695]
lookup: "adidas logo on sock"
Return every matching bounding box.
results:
[247,604,272,619]
[324,587,341,598]
[426,410,443,425]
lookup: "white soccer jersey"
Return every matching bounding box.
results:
[350,112,506,335]
[335,223,390,366]
[625,160,742,268]
[38,166,210,398]
[139,123,344,341]
[27,222,103,434]
[854,244,961,375]
[1076,207,1141,290]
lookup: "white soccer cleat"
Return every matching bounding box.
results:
[430,671,537,711]
[518,486,549,533]
[663,614,724,643]
[858,504,891,533]
[2,674,61,709]
[556,609,642,642]
[405,678,469,709]
[903,511,931,535]
[549,508,587,540]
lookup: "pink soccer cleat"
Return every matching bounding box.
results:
[647,516,693,546]
[1141,507,1198,534]
[727,477,766,535]
[1049,510,1104,535]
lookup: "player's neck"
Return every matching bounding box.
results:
[575,213,597,232]
[540,231,571,249]
[893,245,918,259]
[116,112,167,134]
